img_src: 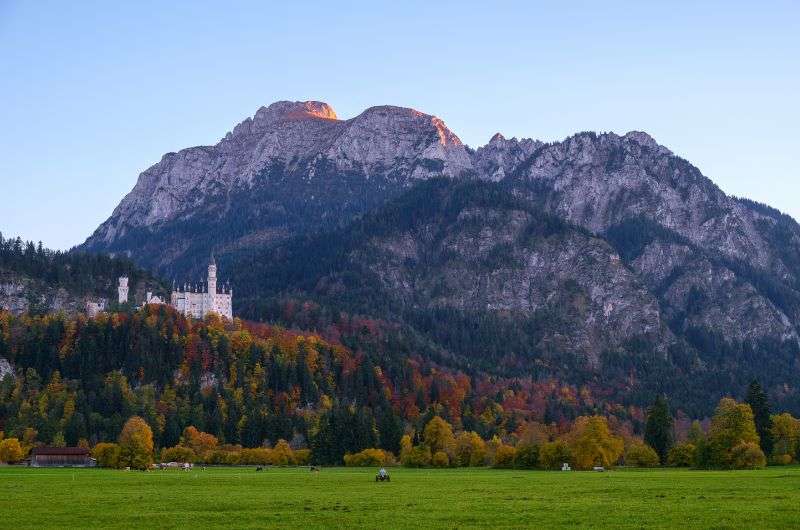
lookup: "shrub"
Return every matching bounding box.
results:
[432,451,450,467]
[344,448,396,467]
[160,445,197,464]
[625,442,660,467]
[239,448,273,465]
[771,453,793,466]
[205,450,240,465]
[293,449,311,466]
[539,441,572,470]
[667,443,696,467]
[92,442,121,468]
[731,442,766,469]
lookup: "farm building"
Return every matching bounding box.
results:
[30,447,94,467]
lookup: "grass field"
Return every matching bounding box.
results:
[2,466,800,529]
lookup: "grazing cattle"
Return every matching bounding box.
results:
[256,466,263,472]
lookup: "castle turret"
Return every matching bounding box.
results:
[118,277,129,304]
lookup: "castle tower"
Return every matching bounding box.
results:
[206,254,217,314]
[208,254,217,295]
[118,277,129,304]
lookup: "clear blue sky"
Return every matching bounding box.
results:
[1,1,798,250]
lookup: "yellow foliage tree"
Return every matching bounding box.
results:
[707,398,763,469]
[568,416,624,470]
[160,445,197,463]
[180,426,218,458]
[0,438,24,463]
[92,442,120,468]
[454,431,486,467]
[271,439,294,465]
[423,416,456,457]
[539,440,572,470]
[493,443,517,468]
[770,413,800,464]
[344,448,396,467]
[624,441,659,467]
[432,451,450,467]
[118,416,154,470]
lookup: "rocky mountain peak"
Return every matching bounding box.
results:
[254,100,339,123]
[489,132,506,144]
[472,133,543,182]
[623,130,672,155]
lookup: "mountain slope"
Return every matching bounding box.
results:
[79,100,800,413]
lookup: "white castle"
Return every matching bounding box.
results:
[118,256,233,320]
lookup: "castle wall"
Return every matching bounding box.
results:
[167,261,232,320]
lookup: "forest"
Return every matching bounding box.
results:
[0,232,162,310]
[1,305,799,471]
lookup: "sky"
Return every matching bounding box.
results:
[1,0,798,250]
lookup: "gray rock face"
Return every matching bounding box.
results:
[488,130,800,349]
[506,131,776,269]
[471,133,542,181]
[0,356,13,381]
[87,101,474,246]
[358,203,671,366]
[0,275,80,315]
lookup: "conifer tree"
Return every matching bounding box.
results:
[745,380,773,455]
[644,394,673,465]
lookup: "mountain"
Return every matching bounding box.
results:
[82,101,474,277]
[80,100,800,414]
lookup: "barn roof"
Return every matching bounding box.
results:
[31,447,90,456]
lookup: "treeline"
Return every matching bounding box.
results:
[0,232,160,306]
[346,386,797,471]
[1,306,798,469]
[0,304,642,458]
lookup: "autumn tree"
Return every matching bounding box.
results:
[568,416,624,470]
[703,398,764,469]
[643,395,673,464]
[423,416,455,457]
[0,438,24,463]
[745,380,773,456]
[92,442,121,468]
[666,442,696,467]
[160,445,197,463]
[454,431,486,467]
[271,439,294,465]
[625,441,659,467]
[538,440,572,470]
[492,443,516,468]
[180,426,219,458]
[770,413,800,464]
[118,416,154,470]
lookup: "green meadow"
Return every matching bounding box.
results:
[2,466,799,529]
